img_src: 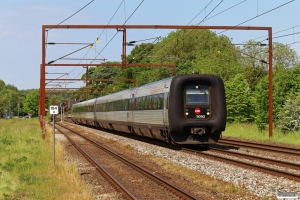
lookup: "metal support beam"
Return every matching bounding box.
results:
[41,24,273,138]
[268,28,273,138]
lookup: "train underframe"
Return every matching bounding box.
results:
[72,117,220,145]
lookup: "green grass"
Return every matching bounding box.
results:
[223,123,300,146]
[0,118,93,200]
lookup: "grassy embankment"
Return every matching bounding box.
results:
[223,123,300,146]
[0,118,93,200]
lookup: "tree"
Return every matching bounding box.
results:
[148,29,242,81]
[24,90,39,116]
[253,76,269,131]
[272,42,299,71]
[240,40,268,91]
[0,80,20,118]
[276,96,300,132]
[225,74,253,123]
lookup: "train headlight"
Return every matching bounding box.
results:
[186,112,189,115]
[207,112,210,115]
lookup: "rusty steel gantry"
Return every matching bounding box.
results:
[41,25,273,138]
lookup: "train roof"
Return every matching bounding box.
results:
[72,76,174,105]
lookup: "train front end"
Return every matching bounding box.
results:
[168,74,226,144]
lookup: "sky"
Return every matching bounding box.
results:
[0,0,299,90]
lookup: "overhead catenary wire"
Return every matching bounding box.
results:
[68,0,146,83]
[194,0,224,29]
[45,0,96,87]
[287,40,300,46]
[241,24,300,44]
[68,0,125,79]
[201,0,247,23]
[96,0,125,40]
[260,30,300,42]
[61,0,125,83]
[157,0,224,60]
[152,0,247,61]
[127,37,162,63]
[90,0,145,63]
[217,0,295,35]
[46,0,94,31]
[223,44,268,64]
[186,0,214,25]
[143,0,246,62]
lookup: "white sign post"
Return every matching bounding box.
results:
[49,105,58,166]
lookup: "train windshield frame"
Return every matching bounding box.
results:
[185,85,210,104]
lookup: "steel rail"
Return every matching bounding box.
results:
[218,139,300,157]
[220,138,300,152]
[58,123,199,200]
[52,123,137,200]
[181,148,300,182]
[209,147,300,170]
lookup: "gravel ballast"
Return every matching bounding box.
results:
[57,124,300,199]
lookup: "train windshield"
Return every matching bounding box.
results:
[185,85,209,104]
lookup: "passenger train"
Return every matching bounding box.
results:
[71,74,226,145]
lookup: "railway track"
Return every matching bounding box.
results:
[180,147,300,182]
[52,122,199,200]
[209,147,300,170]
[218,138,300,156]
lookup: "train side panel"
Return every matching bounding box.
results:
[71,74,226,145]
[71,99,96,125]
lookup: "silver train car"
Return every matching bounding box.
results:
[71,74,226,145]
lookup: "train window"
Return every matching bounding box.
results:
[152,95,158,109]
[158,93,164,109]
[109,102,113,111]
[136,97,141,110]
[141,96,146,110]
[186,85,209,104]
[123,99,129,110]
[144,96,150,110]
[98,103,103,112]
[130,98,135,110]
[116,100,121,111]
[151,93,163,109]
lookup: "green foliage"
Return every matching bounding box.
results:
[272,42,299,71]
[147,29,242,81]
[223,123,300,145]
[225,74,253,123]
[272,72,291,123]
[0,80,28,118]
[287,64,300,95]
[23,89,39,116]
[276,96,300,132]
[253,76,269,131]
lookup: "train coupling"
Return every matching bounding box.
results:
[191,127,206,135]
